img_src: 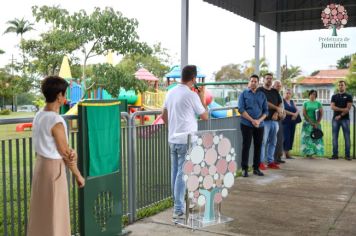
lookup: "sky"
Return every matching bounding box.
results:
[0,0,355,80]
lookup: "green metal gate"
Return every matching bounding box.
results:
[78,100,123,236]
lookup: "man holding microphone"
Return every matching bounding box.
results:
[162,65,208,219]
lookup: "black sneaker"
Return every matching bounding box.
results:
[330,155,339,160]
[253,169,264,176]
[346,156,352,161]
[242,169,249,177]
[276,159,286,164]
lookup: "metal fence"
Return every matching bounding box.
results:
[0,116,80,236]
[290,104,356,158]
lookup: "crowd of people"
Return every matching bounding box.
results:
[238,75,353,177]
[163,65,353,220]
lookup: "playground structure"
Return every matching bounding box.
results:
[59,59,246,117]
[15,122,32,132]
[61,62,242,124]
[15,58,245,132]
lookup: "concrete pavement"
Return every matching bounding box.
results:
[125,157,356,236]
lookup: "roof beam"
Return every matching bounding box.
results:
[260,4,356,14]
[280,16,356,26]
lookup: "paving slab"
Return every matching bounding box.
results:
[125,158,356,236]
[327,202,356,236]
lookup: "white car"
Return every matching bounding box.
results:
[17,105,37,112]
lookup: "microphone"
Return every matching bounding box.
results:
[194,83,200,92]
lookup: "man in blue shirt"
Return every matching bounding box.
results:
[238,74,268,177]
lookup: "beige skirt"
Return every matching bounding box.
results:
[27,156,71,236]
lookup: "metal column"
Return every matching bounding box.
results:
[254,23,260,76]
[276,32,281,80]
[181,0,189,69]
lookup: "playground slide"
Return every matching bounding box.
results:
[208,101,228,118]
[16,123,32,132]
[66,103,78,115]
[152,115,164,125]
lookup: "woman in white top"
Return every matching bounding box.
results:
[27,76,85,236]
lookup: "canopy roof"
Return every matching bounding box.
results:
[165,65,206,79]
[203,0,356,32]
[135,68,159,81]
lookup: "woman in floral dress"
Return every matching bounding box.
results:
[301,90,324,157]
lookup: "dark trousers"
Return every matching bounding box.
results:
[283,121,296,151]
[240,123,264,170]
[274,120,283,160]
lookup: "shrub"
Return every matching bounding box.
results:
[0,109,11,115]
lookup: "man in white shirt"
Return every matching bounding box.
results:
[162,65,208,219]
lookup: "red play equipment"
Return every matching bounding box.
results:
[16,123,33,132]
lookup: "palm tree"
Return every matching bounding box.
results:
[4,18,34,112]
[280,65,302,87]
[243,57,269,78]
[4,18,34,70]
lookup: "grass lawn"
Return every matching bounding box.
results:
[0,112,35,140]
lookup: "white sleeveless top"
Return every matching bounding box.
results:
[32,110,68,159]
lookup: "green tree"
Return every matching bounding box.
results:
[4,18,34,71]
[92,63,147,98]
[0,69,12,109]
[32,6,151,84]
[22,29,79,76]
[346,54,356,96]
[0,49,4,54]
[281,65,302,87]
[118,43,171,79]
[214,64,247,81]
[0,67,31,110]
[337,55,352,69]
[243,57,269,77]
[17,92,36,105]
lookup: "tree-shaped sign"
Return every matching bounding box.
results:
[183,132,237,222]
[321,3,348,36]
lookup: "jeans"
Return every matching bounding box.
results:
[169,143,188,214]
[260,120,279,164]
[240,124,264,170]
[332,119,350,157]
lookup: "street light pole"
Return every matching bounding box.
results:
[261,35,265,59]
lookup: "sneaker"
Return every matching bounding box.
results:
[172,212,185,219]
[345,156,352,161]
[267,162,280,169]
[259,163,267,170]
[242,169,249,177]
[330,155,339,160]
